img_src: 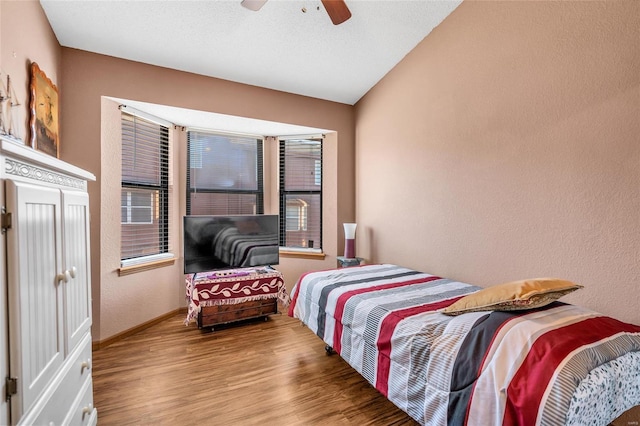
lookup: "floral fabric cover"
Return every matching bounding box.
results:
[185,267,288,325]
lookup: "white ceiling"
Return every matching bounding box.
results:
[40,0,461,135]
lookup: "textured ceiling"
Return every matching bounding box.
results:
[40,0,461,134]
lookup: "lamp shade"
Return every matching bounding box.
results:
[343,223,357,239]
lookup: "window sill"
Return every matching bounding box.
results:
[118,256,176,276]
[279,249,326,260]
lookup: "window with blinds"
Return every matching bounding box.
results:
[186,131,264,215]
[121,112,170,261]
[279,138,322,250]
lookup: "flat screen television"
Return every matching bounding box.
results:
[183,214,279,274]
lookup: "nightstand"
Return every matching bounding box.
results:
[337,256,364,268]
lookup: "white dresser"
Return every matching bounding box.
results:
[0,137,97,425]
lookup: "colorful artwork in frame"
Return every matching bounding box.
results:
[29,62,59,158]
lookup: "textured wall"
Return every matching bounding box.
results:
[61,49,354,341]
[0,1,60,149]
[0,3,62,423]
[355,1,640,325]
[2,1,355,342]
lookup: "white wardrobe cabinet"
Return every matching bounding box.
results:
[0,137,97,426]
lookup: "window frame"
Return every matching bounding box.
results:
[278,138,323,252]
[186,130,264,216]
[120,111,170,265]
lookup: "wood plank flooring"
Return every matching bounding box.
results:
[92,308,418,425]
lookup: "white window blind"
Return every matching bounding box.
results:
[121,190,153,224]
[186,130,263,215]
[279,138,322,250]
[121,112,170,261]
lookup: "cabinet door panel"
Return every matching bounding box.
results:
[62,190,92,353]
[6,180,64,417]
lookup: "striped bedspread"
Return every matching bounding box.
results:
[288,264,640,425]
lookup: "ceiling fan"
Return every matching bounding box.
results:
[241,0,352,25]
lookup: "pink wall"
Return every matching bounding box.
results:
[3,0,640,340]
[355,1,640,325]
[0,2,62,422]
[61,49,354,340]
[1,0,60,147]
[2,2,355,341]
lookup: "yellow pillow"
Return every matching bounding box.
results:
[442,278,583,316]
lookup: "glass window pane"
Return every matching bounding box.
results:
[131,191,152,207]
[121,114,167,186]
[283,140,321,191]
[131,207,152,224]
[187,131,264,217]
[188,133,258,191]
[120,112,170,261]
[286,203,301,231]
[283,193,320,249]
[280,138,322,250]
[189,193,257,216]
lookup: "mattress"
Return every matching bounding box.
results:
[288,264,640,425]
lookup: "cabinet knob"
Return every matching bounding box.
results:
[56,271,70,284]
[81,358,92,373]
[69,266,77,279]
[82,403,93,419]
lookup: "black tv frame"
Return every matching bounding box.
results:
[183,214,279,274]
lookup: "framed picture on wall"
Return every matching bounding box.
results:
[29,62,59,158]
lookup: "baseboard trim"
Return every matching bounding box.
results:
[93,307,188,351]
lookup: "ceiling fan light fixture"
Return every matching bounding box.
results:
[240,0,351,25]
[241,0,267,12]
[321,0,351,25]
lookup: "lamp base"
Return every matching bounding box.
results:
[344,238,355,259]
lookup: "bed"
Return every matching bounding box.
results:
[288,264,640,425]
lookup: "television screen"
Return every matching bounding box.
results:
[183,214,279,274]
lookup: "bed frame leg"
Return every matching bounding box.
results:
[325,345,335,355]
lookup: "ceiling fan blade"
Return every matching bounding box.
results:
[241,0,267,11]
[321,0,351,25]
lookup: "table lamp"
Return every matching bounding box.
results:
[343,223,357,259]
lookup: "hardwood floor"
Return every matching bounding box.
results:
[92,308,418,425]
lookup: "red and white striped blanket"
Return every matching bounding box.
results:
[288,264,640,425]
